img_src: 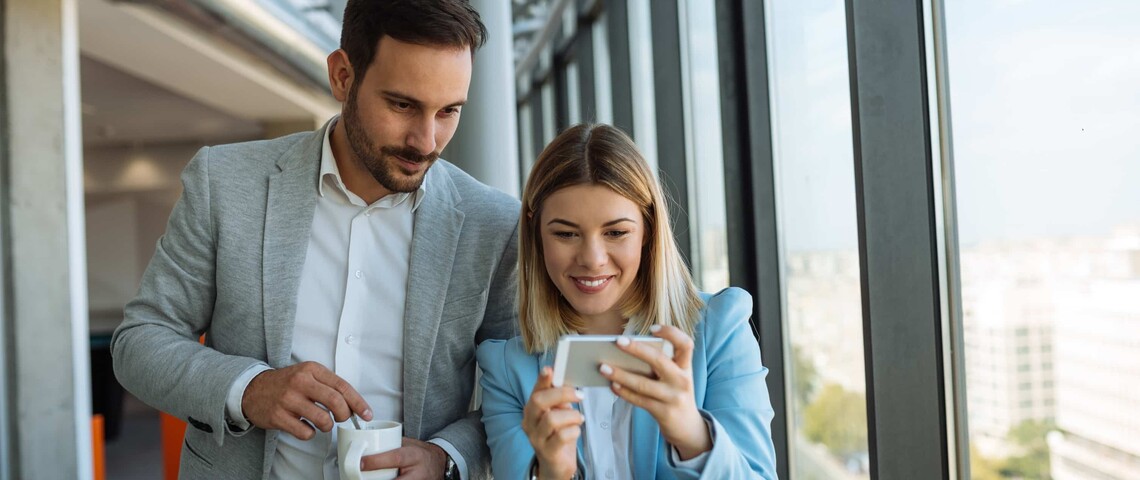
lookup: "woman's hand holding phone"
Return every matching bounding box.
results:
[600,325,713,460]
[522,367,583,480]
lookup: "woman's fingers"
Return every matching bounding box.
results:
[608,375,666,413]
[531,408,584,441]
[613,330,691,385]
[600,363,673,403]
[650,325,695,370]
[523,367,583,434]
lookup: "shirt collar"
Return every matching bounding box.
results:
[318,116,426,211]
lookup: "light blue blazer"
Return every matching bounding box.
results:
[476,288,778,479]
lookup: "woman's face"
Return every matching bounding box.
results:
[540,184,645,329]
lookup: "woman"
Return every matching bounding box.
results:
[477,124,777,479]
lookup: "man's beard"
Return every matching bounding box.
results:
[343,85,439,193]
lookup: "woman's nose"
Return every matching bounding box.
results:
[576,237,607,268]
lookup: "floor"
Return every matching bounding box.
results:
[104,393,164,480]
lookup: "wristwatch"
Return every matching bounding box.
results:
[444,454,460,480]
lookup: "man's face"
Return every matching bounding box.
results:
[341,36,472,193]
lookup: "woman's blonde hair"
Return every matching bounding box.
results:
[519,124,703,353]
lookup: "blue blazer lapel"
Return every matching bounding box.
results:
[631,407,660,480]
[401,166,464,438]
[262,127,323,367]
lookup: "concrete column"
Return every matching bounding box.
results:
[444,0,520,198]
[2,0,92,478]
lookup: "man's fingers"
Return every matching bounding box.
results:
[362,445,409,470]
[312,366,373,421]
[292,397,335,432]
[277,415,317,440]
[307,382,352,423]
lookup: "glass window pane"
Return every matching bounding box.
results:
[681,0,728,292]
[592,13,614,125]
[767,1,870,478]
[946,2,1140,479]
[627,0,658,169]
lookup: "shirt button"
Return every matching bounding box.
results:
[364,211,371,217]
[600,421,609,429]
[354,270,363,279]
[345,335,355,345]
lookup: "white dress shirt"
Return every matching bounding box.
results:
[223,118,468,479]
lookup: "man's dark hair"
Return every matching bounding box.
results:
[340,0,487,75]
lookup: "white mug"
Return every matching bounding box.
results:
[337,420,402,480]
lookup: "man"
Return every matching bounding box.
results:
[111,1,517,479]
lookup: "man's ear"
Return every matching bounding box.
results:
[327,49,354,103]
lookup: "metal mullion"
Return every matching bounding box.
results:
[0,0,11,474]
[553,60,571,130]
[845,0,950,478]
[714,0,789,478]
[530,85,545,161]
[647,0,691,266]
[605,0,634,136]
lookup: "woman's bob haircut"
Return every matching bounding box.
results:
[518,123,703,354]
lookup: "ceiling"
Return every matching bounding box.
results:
[80,55,264,148]
[77,0,341,149]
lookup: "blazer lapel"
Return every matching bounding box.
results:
[262,128,324,367]
[631,406,660,480]
[401,166,464,438]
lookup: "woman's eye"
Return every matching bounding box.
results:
[553,231,577,239]
[606,230,630,238]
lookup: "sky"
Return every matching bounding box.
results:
[764,0,1140,251]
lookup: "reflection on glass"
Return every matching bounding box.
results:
[682,0,728,291]
[767,0,869,478]
[947,2,1140,479]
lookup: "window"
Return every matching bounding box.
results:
[680,0,728,291]
[947,1,1140,478]
[767,1,869,477]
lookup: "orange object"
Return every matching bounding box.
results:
[91,415,105,480]
[161,412,187,480]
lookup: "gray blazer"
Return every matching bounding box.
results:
[111,124,519,479]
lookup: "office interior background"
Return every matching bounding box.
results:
[1,0,1137,478]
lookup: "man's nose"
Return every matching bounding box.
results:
[405,116,437,155]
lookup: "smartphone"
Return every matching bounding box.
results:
[552,335,674,388]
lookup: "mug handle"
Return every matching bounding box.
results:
[345,440,370,480]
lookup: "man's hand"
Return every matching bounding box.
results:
[241,361,372,440]
[361,437,448,479]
